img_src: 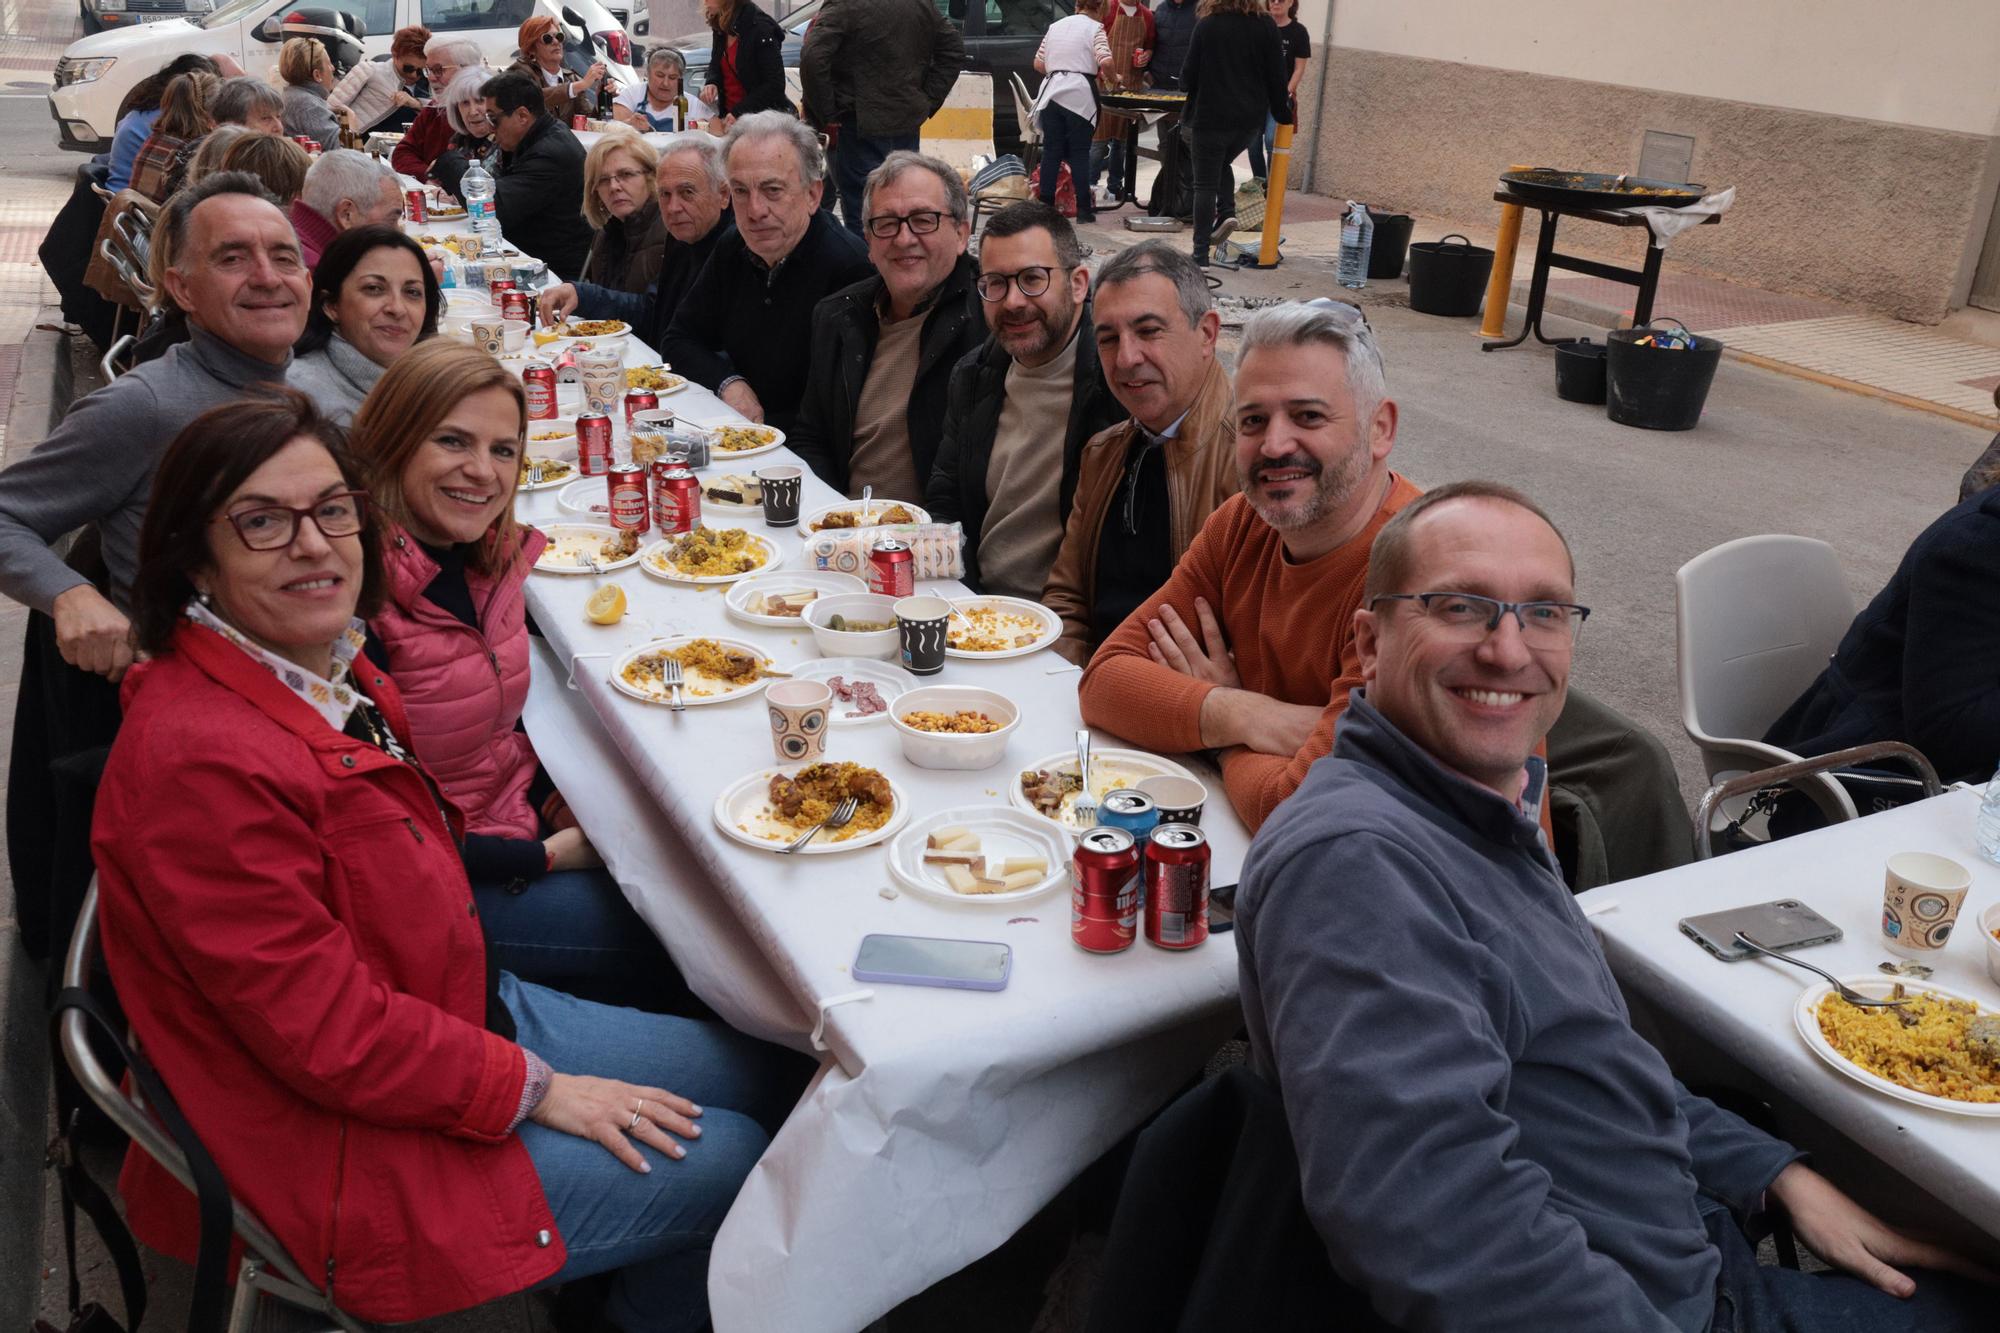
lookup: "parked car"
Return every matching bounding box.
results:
[51,0,635,152]
[656,0,1062,157]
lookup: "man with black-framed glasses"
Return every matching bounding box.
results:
[792,152,983,499]
[926,201,1122,596]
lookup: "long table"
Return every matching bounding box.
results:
[504,342,1251,1329]
[1577,791,2000,1239]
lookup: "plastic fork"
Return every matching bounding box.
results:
[782,795,859,854]
[1071,728,1097,829]
[1732,933,1910,1008]
[662,656,686,712]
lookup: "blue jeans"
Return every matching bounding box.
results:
[474,868,682,1012]
[1703,1194,1989,1332]
[503,973,813,1333]
[1038,103,1096,220]
[833,130,919,236]
[1090,137,1126,194]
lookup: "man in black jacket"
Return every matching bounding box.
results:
[800,0,967,235]
[926,201,1121,596]
[662,112,872,434]
[536,133,734,348]
[791,152,983,500]
[476,72,594,280]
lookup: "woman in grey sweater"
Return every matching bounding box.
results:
[289,225,440,423]
[279,37,343,151]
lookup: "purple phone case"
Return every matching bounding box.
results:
[852,934,1012,992]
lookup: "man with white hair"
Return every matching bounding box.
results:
[536,133,735,348]
[1079,300,1420,831]
[661,111,870,432]
[291,148,403,268]
[392,35,483,180]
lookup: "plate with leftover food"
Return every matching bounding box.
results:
[639,527,782,584]
[786,657,915,724]
[1793,977,2000,1117]
[946,596,1062,659]
[555,476,611,518]
[703,473,763,509]
[1011,748,1201,835]
[725,571,869,626]
[712,760,909,853]
[517,455,577,490]
[799,499,931,536]
[534,524,642,574]
[709,423,786,459]
[624,365,689,394]
[534,319,630,344]
[612,637,777,707]
[887,807,1070,906]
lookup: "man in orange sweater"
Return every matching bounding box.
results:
[1079,300,1417,830]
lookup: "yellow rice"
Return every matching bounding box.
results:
[1815,992,2000,1103]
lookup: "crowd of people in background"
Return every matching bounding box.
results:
[13,8,2000,1332]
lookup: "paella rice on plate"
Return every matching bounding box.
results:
[649,527,768,578]
[1815,990,2000,1103]
[716,424,779,452]
[621,639,769,698]
[949,605,1046,653]
[760,762,895,842]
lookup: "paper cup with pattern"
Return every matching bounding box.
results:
[766,680,831,762]
[470,319,506,356]
[894,595,950,676]
[757,466,803,527]
[1880,851,1971,956]
[1138,774,1207,826]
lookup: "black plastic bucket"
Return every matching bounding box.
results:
[1554,339,1608,404]
[1406,234,1493,317]
[1606,320,1724,430]
[1366,210,1414,279]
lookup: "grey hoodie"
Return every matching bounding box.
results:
[1237,690,1801,1333]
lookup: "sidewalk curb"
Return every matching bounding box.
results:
[0,314,83,1333]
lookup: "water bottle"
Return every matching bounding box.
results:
[460,160,501,248]
[1338,202,1374,290]
[1976,763,2000,865]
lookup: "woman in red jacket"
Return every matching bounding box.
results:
[347,340,675,1007]
[91,394,802,1331]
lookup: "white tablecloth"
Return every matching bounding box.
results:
[505,342,1251,1328]
[1577,791,2000,1239]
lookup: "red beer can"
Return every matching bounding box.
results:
[572,114,589,130]
[606,466,650,535]
[576,413,613,475]
[1072,827,1141,954]
[488,278,516,297]
[623,389,659,427]
[869,537,915,599]
[1144,824,1210,950]
[405,188,426,223]
[499,289,533,325]
[653,467,701,535]
[523,364,558,420]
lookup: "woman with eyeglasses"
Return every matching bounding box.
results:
[93,390,805,1333]
[579,131,669,297]
[291,226,440,424]
[612,47,714,133]
[510,14,609,122]
[331,24,433,137]
[427,66,500,187]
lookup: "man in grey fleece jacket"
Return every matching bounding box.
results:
[1238,481,1992,1332]
[0,173,305,680]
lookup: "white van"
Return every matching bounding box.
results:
[50,0,635,152]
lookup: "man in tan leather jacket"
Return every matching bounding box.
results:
[1045,241,1238,665]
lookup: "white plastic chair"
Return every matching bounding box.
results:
[1674,534,1860,828]
[1008,72,1041,175]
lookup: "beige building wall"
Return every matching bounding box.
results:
[1298,1,2000,322]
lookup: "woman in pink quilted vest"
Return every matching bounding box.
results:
[349,340,675,1007]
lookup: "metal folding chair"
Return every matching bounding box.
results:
[59,881,372,1333]
[1691,741,1943,860]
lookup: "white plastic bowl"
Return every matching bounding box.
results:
[802,593,901,660]
[889,685,1020,770]
[1982,901,2000,987]
[501,318,529,352]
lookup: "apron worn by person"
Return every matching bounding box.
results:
[1093,4,1149,144]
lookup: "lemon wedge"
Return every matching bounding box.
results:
[584,585,626,625]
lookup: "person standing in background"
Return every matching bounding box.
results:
[1088,0,1155,211]
[1150,0,1197,87]
[1248,0,1311,182]
[1031,0,1112,224]
[1180,0,1289,265]
[699,0,794,122]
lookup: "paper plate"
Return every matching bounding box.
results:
[624,365,690,395]
[799,499,932,538]
[708,423,787,460]
[945,596,1062,660]
[787,657,918,725]
[887,806,1070,906]
[1010,748,1203,837]
[556,475,611,517]
[725,571,869,626]
[713,762,910,854]
[639,531,784,585]
[610,636,776,707]
[1793,977,2000,1118]
[534,524,641,574]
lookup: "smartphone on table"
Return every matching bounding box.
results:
[853,934,1012,991]
[1208,883,1238,934]
[1678,899,1842,962]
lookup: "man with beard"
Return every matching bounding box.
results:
[927,201,1122,596]
[1079,300,1417,831]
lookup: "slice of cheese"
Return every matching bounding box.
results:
[996,857,1048,878]
[927,826,973,850]
[942,864,980,894]
[922,847,983,868]
[999,868,1042,891]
